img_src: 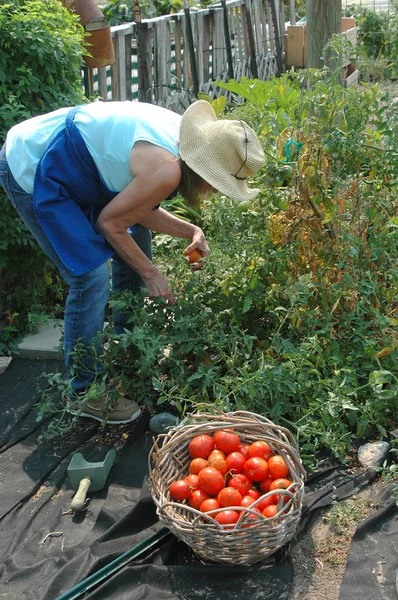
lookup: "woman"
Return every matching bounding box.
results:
[0,99,264,424]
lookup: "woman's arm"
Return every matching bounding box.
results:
[138,207,210,259]
[97,143,181,304]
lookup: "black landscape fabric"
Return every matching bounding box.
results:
[0,359,396,600]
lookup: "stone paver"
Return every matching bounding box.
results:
[17,318,63,360]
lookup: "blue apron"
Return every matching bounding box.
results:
[33,106,138,276]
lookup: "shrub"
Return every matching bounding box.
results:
[0,0,87,350]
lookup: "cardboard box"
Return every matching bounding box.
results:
[286,18,357,69]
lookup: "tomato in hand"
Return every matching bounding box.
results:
[244,456,269,482]
[189,489,210,510]
[225,451,246,474]
[188,434,215,459]
[198,467,225,495]
[248,440,273,460]
[228,473,251,496]
[186,249,203,264]
[268,455,290,479]
[189,457,209,474]
[217,487,242,507]
[169,479,192,501]
[213,429,241,454]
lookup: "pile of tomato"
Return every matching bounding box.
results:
[168,429,294,527]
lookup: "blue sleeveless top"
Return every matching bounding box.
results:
[5,102,181,276]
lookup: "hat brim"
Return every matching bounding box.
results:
[179,102,261,201]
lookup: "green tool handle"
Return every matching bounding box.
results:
[55,527,171,600]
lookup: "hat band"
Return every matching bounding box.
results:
[231,120,249,180]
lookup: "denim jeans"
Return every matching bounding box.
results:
[0,144,151,392]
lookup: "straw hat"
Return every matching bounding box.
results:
[179,100,265,201]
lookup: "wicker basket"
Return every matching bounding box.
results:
[84,20,115,68]
[149,409,306,566]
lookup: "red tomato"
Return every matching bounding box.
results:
[256,495,276,512]
[244,457,269,482]
[225,451,246,474]
[213,430,241,454]
[247,488,261,500]
[269,478,293,504]
[214,510,240,527]
[187,249,203,264]
[228,474,251,496]
[184,474,200,492]
[248,440,273,460]
[169,479,191,501]
[240,495,256,508]
[208,455,228,476]
[242,509,262,528]
[238,443,250,460]
[268,455,290,479]
[259,475,273,493]
[188,434,215,459]
[200,498,220,513]
[198,467,225,496]
[208,449,226,461]
[262,504,278,518]
[188,489,210,510]
[217,487,242,507]
[189,458,209,474]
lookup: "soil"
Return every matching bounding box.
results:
[289,478,386,600]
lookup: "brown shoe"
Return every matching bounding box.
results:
[67,394,141,424]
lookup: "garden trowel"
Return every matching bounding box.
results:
[68,448,117,513]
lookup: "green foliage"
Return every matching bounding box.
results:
[0,0,87,349]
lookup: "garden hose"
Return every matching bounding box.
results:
[55,527,171,600]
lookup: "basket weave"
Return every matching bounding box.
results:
[84,21,115,68]
[149,409,306,566]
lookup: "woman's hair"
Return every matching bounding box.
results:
[178,158,206,208]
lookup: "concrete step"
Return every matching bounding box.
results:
[17,319,63,360]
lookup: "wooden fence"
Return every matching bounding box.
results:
[83,0,292,112]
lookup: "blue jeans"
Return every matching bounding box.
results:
[0,144,151,393]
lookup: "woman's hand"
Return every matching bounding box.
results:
[142,268,176,305]
[183,228,210,270]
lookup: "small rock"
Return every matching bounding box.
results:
[390,429,398,440]
[358,441,390,468]
[149,412,178,434]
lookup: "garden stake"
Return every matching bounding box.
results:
[55,527,171,600]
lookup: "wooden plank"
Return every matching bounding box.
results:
[196,12,205,88]
[97,66,108,100]
[154,20,168,102]
[289,0,296,25]
[115,30,127,100]
[174,19,183,91]
[202,13,211,83]
[124,33,133,100]
[266,0,275,53]
[252,0,263,53]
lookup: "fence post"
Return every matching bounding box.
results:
[221,0,234,81]
[269,0,284,76]
[244,1,258,79]
[184,0,199,95]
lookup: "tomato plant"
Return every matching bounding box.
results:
[198,467,225,495]
[188,434,215,459]
[244,457,269,482]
